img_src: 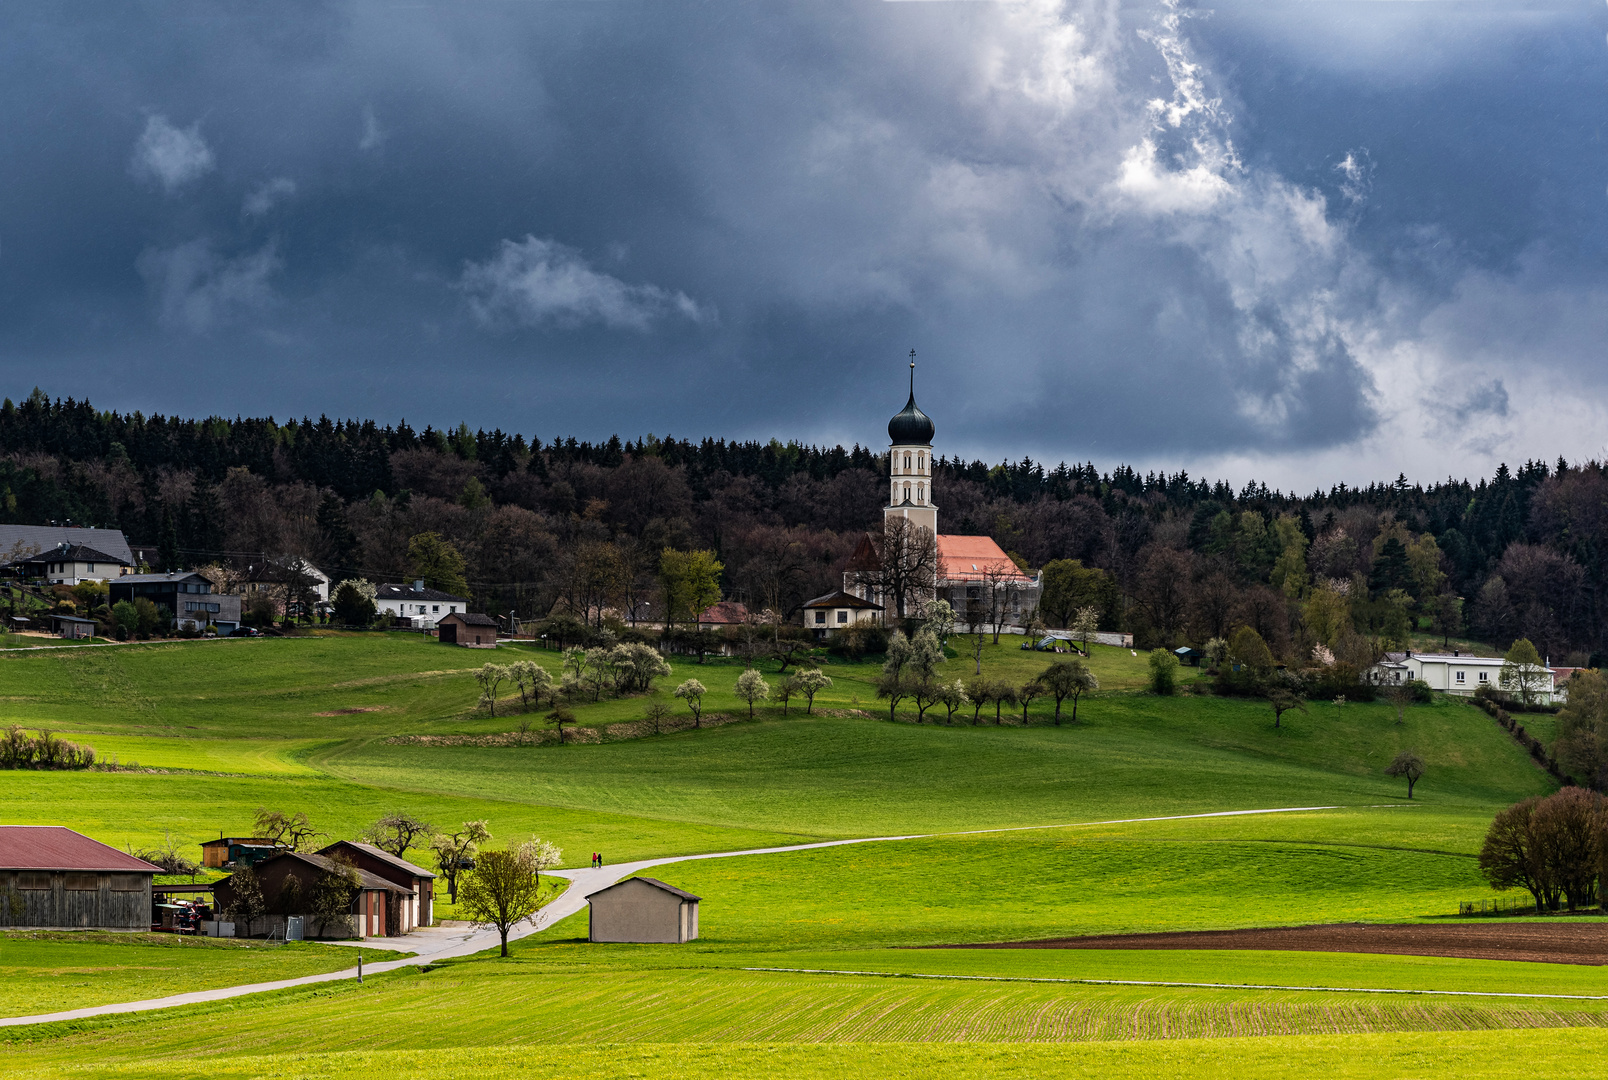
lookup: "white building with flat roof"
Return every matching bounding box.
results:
[1370,650,1558,704]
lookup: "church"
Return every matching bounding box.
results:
[802,359,1040,636]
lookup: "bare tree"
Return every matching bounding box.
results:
[1384,751,1426,799]
[362,812,435,858]
[852,516,938,621]
[254,808,323,852]
[430,820,491,905]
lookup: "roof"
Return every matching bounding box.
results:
[0,826,162,873]
[114,571,211,585]
[242,559,328,584]
[935,535,1034,584]
[888,383,935,446]
[586,876,701,902]
[698,601,749,625]
[200,837,279,848]
[0,526,134,566]
[320,840,436,879]
[1175,646,1203,656]
[241,850,411,893]
[377,582,467,603]
[12,543,128,566]
[803,589,883,611]
[442,612,498,627]
[53,615,97,625]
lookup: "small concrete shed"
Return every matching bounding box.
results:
[586,876,700,944]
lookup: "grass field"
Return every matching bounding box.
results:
[14,1032,1608,1080]
[0,633,1587,1077]
[0,933,364,1015]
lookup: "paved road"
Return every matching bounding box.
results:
[0,805,1345,1028]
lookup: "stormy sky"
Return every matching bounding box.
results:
[3,1,1606,488]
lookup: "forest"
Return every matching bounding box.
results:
[0,389,1600,664]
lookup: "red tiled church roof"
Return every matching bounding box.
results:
[936,535,1032,584]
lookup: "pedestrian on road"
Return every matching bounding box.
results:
[598,852,604,867]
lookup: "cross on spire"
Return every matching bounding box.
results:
[909,349,916,395]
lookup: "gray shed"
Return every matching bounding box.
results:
[586,876,700,944]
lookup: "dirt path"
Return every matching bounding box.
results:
[940,922,1608,965]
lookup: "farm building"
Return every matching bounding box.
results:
[586,876,700,944]
[213,851,409,939]
[437,611,499,647]
[199,836,284,869]
[0,826,160,930]
[318,840,436,933]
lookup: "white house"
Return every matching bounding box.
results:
[377,581,467,629]
[1370,650,1558,704]
[802,589,883,638]
[9,542,132,585]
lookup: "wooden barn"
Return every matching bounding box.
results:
[213,850,409,939]
[318,840,436,933]
[586,876,700,944]
[437,612,499,647]
[0,826,160,930]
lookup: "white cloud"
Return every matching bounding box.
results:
[136,239,281,332]
[243,177,296,217]
[359,105,385,151]
[129,114,214,192]
[461,236,711,332]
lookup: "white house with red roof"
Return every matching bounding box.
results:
[838,357,1039,629]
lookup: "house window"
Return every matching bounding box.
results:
[1456,671,1465,684]
[432,605,440,613]
[837,610,848,624]
[916,483,924,503]
[904,452,911,471]
[449,606,457,613]
[1478,671,1489,683]
[903,482,910,501]
[917,452,924,471]
[87,563,95,572]
[815,611,826,625]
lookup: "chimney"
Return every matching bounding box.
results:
[1453,650,1459,657]
[414,579,424,593]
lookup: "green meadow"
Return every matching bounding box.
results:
[0,933,364,1016]
[0,632,1593,1078]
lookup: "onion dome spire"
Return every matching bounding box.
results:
[887,349,935,445]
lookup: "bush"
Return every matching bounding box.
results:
[1147,648,1178,695]
[827,625,889,660]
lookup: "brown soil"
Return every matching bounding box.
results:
[938,922,1608,965]
[314,706,389,716]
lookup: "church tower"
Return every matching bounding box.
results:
[885,352,937,536]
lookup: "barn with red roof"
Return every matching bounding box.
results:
[0,826,161,930]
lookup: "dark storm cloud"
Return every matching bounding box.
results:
[0,1,1605,479]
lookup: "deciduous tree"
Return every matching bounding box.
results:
[794,668,832,714]
[674,679,707,727]
[407,531,469,598]
[1147,648,1178,696]
[1384,751,1425,799]
[1042,659,1097,725]
[734,668,770,719]
[254,808,323,852]
[362,812,435,857]
[459,840,560,957]
[430,820,491,905]
[1500,638,1549,708]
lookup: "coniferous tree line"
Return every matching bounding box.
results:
[0,388,1601,665]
